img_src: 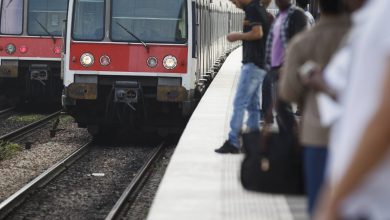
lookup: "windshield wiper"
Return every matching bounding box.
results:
[115,21,148,50]
[34,18,56,44]
[6,0,14,8]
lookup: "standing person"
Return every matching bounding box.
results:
[261,0,307,123]
[311,0,390,219]
[294,0,316,117]
[296,0,316,27]
[215,0,270,154]
[261,0,275,24]
[278,0,349,216]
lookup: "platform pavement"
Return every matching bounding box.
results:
[147,47,308,220]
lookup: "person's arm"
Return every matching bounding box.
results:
[227,25,263,42]
[288,9,308,40]
[227,6,264,42]
[314,58,390,220]
[302,68,338,101]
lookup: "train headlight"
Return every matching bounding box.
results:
[100,55,111,66]
[80,53,94,67]
[147,57,158,68]
[163,55,177,70]
[5,44,16,54]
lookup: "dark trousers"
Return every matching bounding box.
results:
[261,67,280,122]
[303,146,327,217]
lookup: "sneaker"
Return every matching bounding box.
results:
[215,141,239,154]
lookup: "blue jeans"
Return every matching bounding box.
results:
[228,63,266,148]
[303,146,328,217]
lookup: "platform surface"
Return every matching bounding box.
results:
[147,48,308,220]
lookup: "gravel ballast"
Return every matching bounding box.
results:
[123,146,175,220]
[7,144,155,220]
[0,116,91,203]
[0,113,47,137]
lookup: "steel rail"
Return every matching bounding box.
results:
[0,141,92,219]
[0,111,61,142]
[0,107,15,116]
[105,141,166,220]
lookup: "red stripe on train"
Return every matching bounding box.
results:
[0,36,62,58]
[69,42,188,73]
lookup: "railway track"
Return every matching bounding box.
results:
[0,139,168,219]
[0,141,91,219]
[105,142,166,220]
[0,107,16,120]
[0,107,15,116]
[0,111,61,143]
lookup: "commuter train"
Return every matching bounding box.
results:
[62,0,243,134]
[0,0,68,105]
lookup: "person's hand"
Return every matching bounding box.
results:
[301,69,338,100]
[300,67,326,91]
[227,32,241,42]
[313,187,341,220]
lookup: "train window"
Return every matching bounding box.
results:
[27,0,68,36]
[72,0,105,41]
[110,0,187,44]
[0,0,23,35]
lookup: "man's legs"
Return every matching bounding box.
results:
[228,63,264,148]
[247,68,266,131]
[262,67,282,123]
[261,70,275,122]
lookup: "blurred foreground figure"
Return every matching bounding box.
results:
[314,0,390,219]
[279,0,349,215]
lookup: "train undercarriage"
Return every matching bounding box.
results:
[0,60,63,106]
[63,76,196,135]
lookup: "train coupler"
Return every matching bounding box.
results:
[114,81,141,111]
[30,64,50,86]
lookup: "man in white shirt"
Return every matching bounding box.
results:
[314,0,390,219]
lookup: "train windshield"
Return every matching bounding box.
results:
[72,0,105,41]
[111,0,187,44]
[0,0,23,35]
[28,0,68,36]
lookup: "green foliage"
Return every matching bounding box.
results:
[60,115,75,123]
[0,141,21,161]
[8,114,44,123]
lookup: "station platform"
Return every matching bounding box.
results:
[147,48,308,220]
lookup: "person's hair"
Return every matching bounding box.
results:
[319,0,343,14]
[296,0,309,9]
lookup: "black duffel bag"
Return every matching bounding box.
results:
[240,101,305,195]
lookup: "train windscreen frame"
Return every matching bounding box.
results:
[0,0,23,35]
[110,0,188,44]
[27,0,68,36]
[72,0,105,41]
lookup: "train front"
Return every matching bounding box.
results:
[63,0,193,133]
[0,0,67,105]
